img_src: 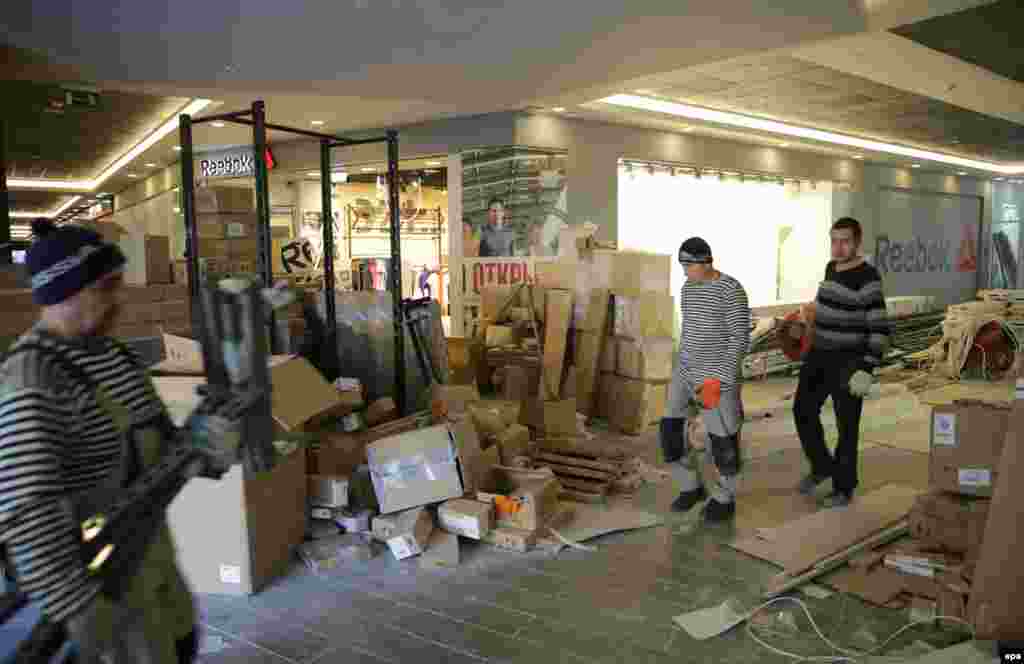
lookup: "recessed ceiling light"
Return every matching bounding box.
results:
[426,160,442,166]
[597,94,1024,176]
[127,173,139,178]
[306,171,319,177]
[957,171,968,176]
[551,107,566,113]
[682,127,694,132]
[173,146,182,151]
[331,172,349,183]
[146,163,157,168]
[212,121,225,128]
[634,89,655,95]
[361,167,375,172]
[911,164,921,168]
[853,155,864,159]
[311,120,325,126]
[778,142,790,148]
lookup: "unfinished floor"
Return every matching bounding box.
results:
[194,378,1009,663]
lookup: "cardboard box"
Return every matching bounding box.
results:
[601,374,668,435]
[930,401,1011,497]
[615,336,674,381]
[486,468,562,532]
[448,415,492,495]
[485,325,517,348]
[198,238,230,259]
[432,383,481,416]
[367,425,465,514]
[365,397,398,428]
[502,365,540,401]
[587,250,672,294]
[480,285,521,323]
[145,235,172,285]
[497,424,531,465]
[482,526,537,552]
[438,498,494,540]
[383,507,435,560]
[908,491,990,557]
[313,413,434,476]
[612,292,674,340]
[420,530,460,569]
[534,260,577,291]
[195,186,255,214]
[519,398,577,437]
[577,289,611,333]
[307,475,349,508]
[166,447,306,595]
[968,403,1024,639]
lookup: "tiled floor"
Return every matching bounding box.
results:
[195,382,986,664]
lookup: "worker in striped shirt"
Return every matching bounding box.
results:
[660,237,751,523]
[0,219,198,663]
[794,217,890,508]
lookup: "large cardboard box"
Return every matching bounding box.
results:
[485,468,562,533]
[587,250,672,293]
[929,401,1012,497]
[612,292,674,340]
[968,403,1024,640]
[519,398,577,437]
[438,498,494,540]
[601,374,668,435]
[615,336,674,381]
[145,235,172,285]
[534,260,577,291]
[167,447,306,596]
[908,491,989,558]
[195,186,255,214]
[367,425,465,514]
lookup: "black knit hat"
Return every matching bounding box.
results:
[678,237,712,265]
[26,219,126,306]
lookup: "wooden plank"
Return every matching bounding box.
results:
[534,452,622,475]
[537,437,628,460]
[560,489,607,504]
[539,463,615,482]
[731,484,919,575]
[764,520,909,598]
[558,477,611,494]
[542,289,573,401]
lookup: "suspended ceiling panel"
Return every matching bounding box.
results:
[646,54,1024,162]
[892,0,1023,84]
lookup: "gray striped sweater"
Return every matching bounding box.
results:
[812,261,890,368]
[678,273,751,388]
[0,325,167,621]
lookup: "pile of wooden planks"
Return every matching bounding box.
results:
[533,437,644,503]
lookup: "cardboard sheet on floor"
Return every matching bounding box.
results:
[916,380,1014,406]
[862,417,931,454]
[539,501,661,552]
[672,600,751,641]
[728,484,919,575]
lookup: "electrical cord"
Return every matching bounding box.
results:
[742,596,975,663]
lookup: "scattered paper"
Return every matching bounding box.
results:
[672,599,751,640]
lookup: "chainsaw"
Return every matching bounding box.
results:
[68,277,292,603]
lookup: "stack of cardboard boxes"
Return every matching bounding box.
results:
[191,186,261,285]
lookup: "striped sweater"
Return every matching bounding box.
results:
[812,261,890,368]
[678,273,751,388]
[0,325,167,621]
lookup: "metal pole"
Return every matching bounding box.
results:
[179,114,200,334]
[0,118,9,265]
[252,100,278,353]
[320,139,339,376]
[386,130,406,415]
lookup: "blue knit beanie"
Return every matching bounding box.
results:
[27,219,126,306]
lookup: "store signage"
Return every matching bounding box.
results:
[280,239,316,274]
[467,260,532,295]
[197,147,276,179]
[874,235,953,273]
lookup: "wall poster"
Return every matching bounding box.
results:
[452,146,568,336]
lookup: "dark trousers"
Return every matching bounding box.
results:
[793,351,864,495]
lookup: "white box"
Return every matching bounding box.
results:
[438,499,494,540]
[367,425,464,514]
[307,475,349,508]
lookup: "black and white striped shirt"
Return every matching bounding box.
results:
[0,325,165,621]
[679,273,751,388]
[812,261,890,368]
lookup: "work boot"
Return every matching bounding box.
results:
[797,473,828,496]
[671,486,707,512]
[821,491,852,509]
[702,498,736,523]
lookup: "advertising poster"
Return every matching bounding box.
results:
[457,146,567,335]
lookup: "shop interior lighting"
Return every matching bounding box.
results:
[311,120,325,126]
[426,161,442,166]
[6,98,211,196]
[598,94,1024,175]
[958,171,968,176]
[173,146,182,151]
[146,163,157,168]
[361,167,375,172]
[331,172,349,183]
[911,164,921,168]
[10,195,83,219]
[211,121,225,128]
[551,107,566,113]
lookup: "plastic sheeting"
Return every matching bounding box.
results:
[313,290,448,412]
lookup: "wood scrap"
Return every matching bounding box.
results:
[561,488,607,504]
[539,463,615,482]
[537,437,629,460]
[558,476,611,495]
[534,452,622,475]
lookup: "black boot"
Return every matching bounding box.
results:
[703,498,736,523]
[671,486,707,512]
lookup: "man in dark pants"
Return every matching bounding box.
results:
[794,217,890,508]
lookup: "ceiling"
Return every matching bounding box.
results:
[892,0,1023,84]
[4,0,1023,220]
[635,54,1024,163]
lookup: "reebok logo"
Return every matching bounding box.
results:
[875,234,951,274]
[199,154,254,178]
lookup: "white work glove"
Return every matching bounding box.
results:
[848,370,874,398]
[184,391,249,476]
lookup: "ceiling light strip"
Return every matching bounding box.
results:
[10,195,83,220]
[618,158,832,186]
[599,94,1024,175]
[5,98,213,192]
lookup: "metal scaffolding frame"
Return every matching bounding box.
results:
[178,101,408,414]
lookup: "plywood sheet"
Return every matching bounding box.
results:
[729,484,920,574]
[542,289,574,400]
